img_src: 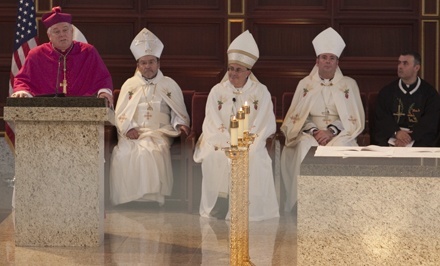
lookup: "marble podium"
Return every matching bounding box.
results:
[4,97,114,247]
[298,147,440,265]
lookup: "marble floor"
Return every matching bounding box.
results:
[0,137,296,265]
[0,202,297,265]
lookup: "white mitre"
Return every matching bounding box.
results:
[312,27,346,57]
[227,30,259,69]
[130,28,164,60]
[72,25,87,43]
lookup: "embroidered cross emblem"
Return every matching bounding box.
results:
[118,114,127,123]
[218,123,227,133]
[144,112,153,120]
[290,114,300,124]
[134,31,158,54]
[393,99,405,123]
[348,115,357,125]
[322,108,331,124]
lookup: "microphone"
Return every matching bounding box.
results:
[232,97,236,102]
[55,55,62,97]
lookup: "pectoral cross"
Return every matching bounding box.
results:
[322,107,331,124]
[60,79,67,94]
[393,100,405,123]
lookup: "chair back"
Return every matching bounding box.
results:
[113,89,121,107]
[281,92,294,119]
[368,92,378,144]
[271,96,276,115]
[191,94,209,139]
[182,90,195,127]
[360,92,368,130]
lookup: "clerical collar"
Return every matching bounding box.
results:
[320,77,333,86]
[230,77,251,94]
[143,74,158,85]
[398,77,420,95]
[52,42,74,55]
[233,85,244,94]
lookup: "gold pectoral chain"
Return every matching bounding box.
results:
[54,43,74,94]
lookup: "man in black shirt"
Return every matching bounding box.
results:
[374,51,440,147]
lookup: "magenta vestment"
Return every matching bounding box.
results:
[14,41,113,96]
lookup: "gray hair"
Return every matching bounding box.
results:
[47,23,73,34]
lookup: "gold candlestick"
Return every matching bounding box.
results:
[242,103,250,132]
[230,116,238,147]
[237,109,245,141]
[224,133,256,266]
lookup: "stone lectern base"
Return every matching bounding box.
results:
[4,97,114,247]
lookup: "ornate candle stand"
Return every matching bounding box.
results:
[224,131,256,266]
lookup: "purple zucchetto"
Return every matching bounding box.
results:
[42,6,72,28]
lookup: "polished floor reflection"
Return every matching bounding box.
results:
[0,202,296,265]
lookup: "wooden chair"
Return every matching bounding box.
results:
[172,90,195,205]
[104,89,120,207]
[104,89,195,208]
[367,92,378,145]
[356,92,370,146]
[185,93,209,213]
[277,91,294,148]
[276,91,295,211]
[281,91,294,119]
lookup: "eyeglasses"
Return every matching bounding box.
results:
[227,66,249,74]
[50,28,71,36]
[138,59,158,67]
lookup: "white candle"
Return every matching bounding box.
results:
[230,116,238,146]
[237,108,245,139]
[243,102,250,132]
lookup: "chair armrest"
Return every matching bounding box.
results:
[185,130,197,157]
[186,131,196,143]
[104,125,118,156]
[265,133,277,160]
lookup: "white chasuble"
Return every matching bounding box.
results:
[194,74,280,221]
[110,70,189,205]
[280,66,365,212]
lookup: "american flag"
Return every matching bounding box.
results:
[6,0,39,147]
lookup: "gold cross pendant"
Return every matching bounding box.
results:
[60,79,67,94]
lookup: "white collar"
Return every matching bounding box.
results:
[398,77,420,95]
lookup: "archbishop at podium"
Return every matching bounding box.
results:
[11,6,113,102]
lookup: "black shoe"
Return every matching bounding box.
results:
[210,197,229,219]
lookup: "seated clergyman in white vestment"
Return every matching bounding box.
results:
[110,28,190,206]
[280,27,365,212]
[193,30,279,221]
